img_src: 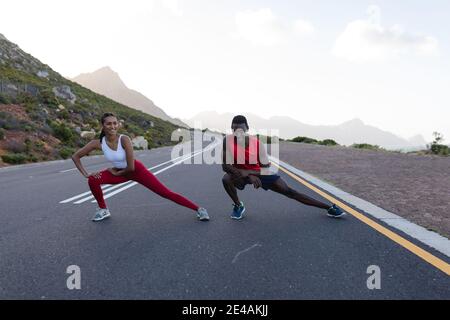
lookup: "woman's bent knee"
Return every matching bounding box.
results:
[88,175,100,186]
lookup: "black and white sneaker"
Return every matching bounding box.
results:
[197,207,210,221]
[92,208,111,222]
[327,204,346,218]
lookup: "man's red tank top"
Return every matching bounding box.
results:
[226,134,261,171]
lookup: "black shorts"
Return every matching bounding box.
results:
[235,174,281,191]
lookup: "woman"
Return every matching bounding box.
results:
[72,112,209,222]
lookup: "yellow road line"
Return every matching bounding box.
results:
[273,163,450,276]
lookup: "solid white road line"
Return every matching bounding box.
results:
[59,168,78,173]
[60,185,112,204]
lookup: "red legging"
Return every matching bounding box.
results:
[88,160,199,211]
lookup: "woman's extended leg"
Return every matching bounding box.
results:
[88,170,129,209]
[132,161,200,211]
[268,177,331,209]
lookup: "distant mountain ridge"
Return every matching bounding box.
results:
[72,67,187,127]
[184,111,427,150]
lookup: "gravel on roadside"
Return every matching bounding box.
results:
[278,141,450,239]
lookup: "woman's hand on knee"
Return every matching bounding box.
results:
[86,172,102,179]
[107,168,120,176]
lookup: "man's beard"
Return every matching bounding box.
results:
[233,130,247,146]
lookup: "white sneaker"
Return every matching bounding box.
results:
[196,207,210,221]
[92,208,111,222]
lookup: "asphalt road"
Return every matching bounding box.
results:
[0,141,449,299]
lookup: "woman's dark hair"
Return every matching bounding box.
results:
[99,112,117,142]
[231,115,249,130]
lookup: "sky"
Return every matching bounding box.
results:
[0,0,449,143]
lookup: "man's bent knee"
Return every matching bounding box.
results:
[222,173,232,184]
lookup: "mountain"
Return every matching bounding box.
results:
[72,67,187,127]
[0,33,180,166]
[394,135,429,152]
[184,111,427,150]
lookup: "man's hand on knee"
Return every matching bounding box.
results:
[248,175,262,189]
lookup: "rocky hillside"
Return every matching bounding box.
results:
[0,33,180,166]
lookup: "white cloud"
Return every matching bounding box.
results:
[235,8,287,46]
[333,5,439,62]
[366,5,381,25]
[142,0,183,16]
[161,0,183,16]
[293,19,315,37]
[234,8,314,46]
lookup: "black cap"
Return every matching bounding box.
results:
[231,115,249,129]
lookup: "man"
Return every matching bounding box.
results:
[221,115,346,220]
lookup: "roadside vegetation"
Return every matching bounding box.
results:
[426,132,449,156]
[288,133,449,157]
[289,136,339,146]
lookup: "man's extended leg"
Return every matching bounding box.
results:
[268,177,331,209]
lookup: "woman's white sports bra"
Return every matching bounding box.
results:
[101,135,128,169]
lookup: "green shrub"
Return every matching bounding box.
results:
[50,121,73,142]
[351,143,381,150]
[24,102,38,113]
[24,138,32,153]
[59,147,75,159]
[124,122,145,136]
[0,113,28,130]
[34,140,45,149]
[430,144,450,156]
[291,136,319,144]
[1,153,28,164]
[428,132,449,156]
[0,128,4,140]
[144,132,156,149]
[0,112,11,129]
[39,89,59,108]
[320,139,339,146]
[59,109,70,120]
[16,92,37,105]
[28,154,38,162]
[0,93,12,104]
